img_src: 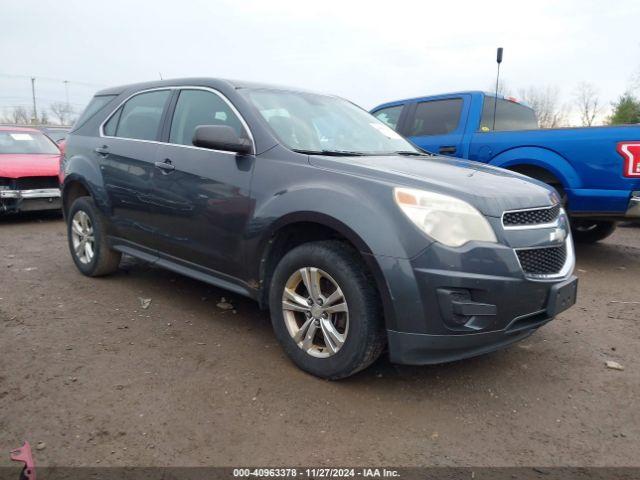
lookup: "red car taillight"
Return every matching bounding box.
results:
[617,142,640,178]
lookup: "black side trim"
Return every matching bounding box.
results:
[109,237,257,299]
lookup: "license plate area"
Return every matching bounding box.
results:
[547,277,578,316]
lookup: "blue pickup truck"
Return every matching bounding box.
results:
[371,91,640,242]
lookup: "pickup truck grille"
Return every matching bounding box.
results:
[503,204,560,227]
[516,244,567,276]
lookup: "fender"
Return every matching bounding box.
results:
[246,184,431,331]
[248,182,428,266]
[262,210,375,255]
[254,211,391,314]
[488,146,582,190]
[61,154,111,216]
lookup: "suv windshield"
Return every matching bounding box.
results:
[243,89,420,155]
[0,130,60,154]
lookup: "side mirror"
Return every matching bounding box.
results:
[192,125,252,154]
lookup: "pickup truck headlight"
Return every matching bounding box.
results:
[394,187,497,247]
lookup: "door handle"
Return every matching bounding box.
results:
[154,159,175,173]
[94,145,109,157]
[439,146,457,155]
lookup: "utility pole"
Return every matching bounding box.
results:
[30,77,38,124]
[63,80,70,107]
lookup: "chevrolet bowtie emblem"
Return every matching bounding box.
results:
[550,227,567,243]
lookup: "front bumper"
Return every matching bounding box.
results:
[378,213,577,365]
[388,275,577,365]
[626,191,640,218]
[0,188,61,213]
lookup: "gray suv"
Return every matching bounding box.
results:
[61,78,577,379]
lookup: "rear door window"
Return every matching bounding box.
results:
[480,97,539,131]
[109,90,171,141]
[373,105,403,130]
[169,89,246,146]
[408,99,463,136]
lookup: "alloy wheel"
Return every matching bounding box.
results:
[281,267,349,358]
[70,210,95,264]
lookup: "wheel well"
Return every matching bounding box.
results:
[258,222,373,308]
[508,164,563,187]
[63,181,90,216]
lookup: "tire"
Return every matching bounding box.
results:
[570,219,617,243]
[269,240,385,379]
[67,196,121,276]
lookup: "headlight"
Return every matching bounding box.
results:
[394,187,497,247]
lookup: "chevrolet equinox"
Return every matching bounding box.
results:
[61,78,578,379]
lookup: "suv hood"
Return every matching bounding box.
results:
[309,154,557,218]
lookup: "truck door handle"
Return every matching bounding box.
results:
[94,145,109,157]
[154,159,175,173]
[439,146,457,155]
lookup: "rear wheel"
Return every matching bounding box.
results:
[570,219,617,243]
[67,197,121,276]
[269,241,385,379]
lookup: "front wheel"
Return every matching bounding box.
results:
[571,219,617,243]
[269,241,385,379]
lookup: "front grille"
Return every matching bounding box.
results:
[516,244,567,276]
[13,176,59,190]
[503,204,560,227]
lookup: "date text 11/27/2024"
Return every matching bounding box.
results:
[233,468,400,477]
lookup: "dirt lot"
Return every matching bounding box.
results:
[0,213,638,467]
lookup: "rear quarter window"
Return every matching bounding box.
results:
[73,95,117,130]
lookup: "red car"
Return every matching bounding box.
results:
[0,126,62,214]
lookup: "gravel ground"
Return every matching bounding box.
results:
[0,213,638,467]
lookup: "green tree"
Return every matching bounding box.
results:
[609,92,640,125]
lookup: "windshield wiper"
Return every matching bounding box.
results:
[292,149,367,156]
[394,150,433,156]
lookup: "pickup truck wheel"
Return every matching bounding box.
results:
[269,240,385,379]
[571,219,617,243]
[67,197,121,276]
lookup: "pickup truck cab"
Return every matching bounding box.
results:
[372,92,640,243]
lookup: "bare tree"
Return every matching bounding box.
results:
[50,102,75,125]
[488,79,511,97]
[3,106,30,124]
[39,109,50,125]
[518,85,568,128]
[574,82,601,126]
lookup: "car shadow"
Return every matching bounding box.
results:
[109,255,552,391]
[75,229,637,389]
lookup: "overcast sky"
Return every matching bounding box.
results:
[2,0,639,124]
